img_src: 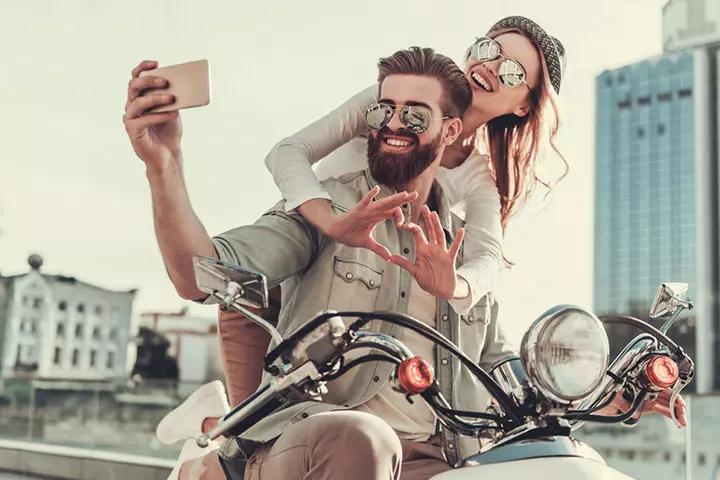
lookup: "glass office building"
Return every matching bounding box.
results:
[593,48,717,392]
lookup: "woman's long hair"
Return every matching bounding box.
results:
[469,28,568,265]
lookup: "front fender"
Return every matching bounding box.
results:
[431,456,635,479]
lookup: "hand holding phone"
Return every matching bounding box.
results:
[139,59,211,113]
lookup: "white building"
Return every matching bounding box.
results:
[138,309,224,397]
[0,255,136,381]
[662,0,720,53]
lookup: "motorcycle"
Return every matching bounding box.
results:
[191,255,695,479]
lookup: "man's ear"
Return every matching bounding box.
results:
[443,118,463,146]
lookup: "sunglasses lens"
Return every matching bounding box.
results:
[366,104,393,130]
[400,106,431,133]
[499,60,526,87]
[472,38,500,62]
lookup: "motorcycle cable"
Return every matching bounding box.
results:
[303,335,511,428]
[265,311,523,425]
[572,389,649,424]
[323,354,400,382]
[564,391,619,418]
[421,388,507,434]
[598,315,685,358]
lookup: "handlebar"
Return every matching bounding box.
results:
[205,308,694,449]
[198,361,323,446]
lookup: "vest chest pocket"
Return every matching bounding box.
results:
[328,257,383,315]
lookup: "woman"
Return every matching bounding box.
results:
[164,15,568,479]
[264,15,567,315]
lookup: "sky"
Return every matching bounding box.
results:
[0,0,669,345]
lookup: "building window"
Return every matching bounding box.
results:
[637,96,651,106]
[90,350,97,368]
[93,327,101,340]
[95,305,103,316]
[107,351,115,369]
[605,77,612,86]
[56,323,65,336]
[22,296,28,306]
[637,127,645,138]
[617,99,632,109]
[639,451,656,461]
[619,450,636,460]
[72,349,80,366]
[31,321,36,334]
[109,329,118,341]
[58,301,67,311]
[657,124,666,135]
[77,303,85,314]
[75,324,83,339]
[53,347,61,365]
[33,298,43,309]
[678,88,692,98]
[699,453,706,466]
[619,73,625,83]
[658,92,672,102]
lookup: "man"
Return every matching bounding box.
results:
[125,45,502,479]
[123,47,686,479]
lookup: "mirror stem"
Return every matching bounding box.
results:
[231,300,285,346]
[216,286,284,345]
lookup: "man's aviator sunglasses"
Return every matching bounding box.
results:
[364,103,450,134]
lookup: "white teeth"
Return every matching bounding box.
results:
[386,138,411,147]
[472,72,493,92]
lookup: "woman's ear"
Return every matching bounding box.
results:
[513,102,530,118]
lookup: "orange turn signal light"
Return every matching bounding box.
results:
[645,356,679,389]
[397,356,434,394]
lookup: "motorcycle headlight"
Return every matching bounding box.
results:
[520,305,609,404]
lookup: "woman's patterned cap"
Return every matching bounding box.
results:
[487,16,567,95]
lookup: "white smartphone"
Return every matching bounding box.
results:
[139,59,211,113]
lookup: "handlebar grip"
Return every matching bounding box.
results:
[197,383,283,447]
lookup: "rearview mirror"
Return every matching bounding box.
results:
[193,256,269,309]
[649,283,689,319]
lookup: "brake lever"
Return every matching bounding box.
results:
[668,357,694,428]
[668,380,687,428]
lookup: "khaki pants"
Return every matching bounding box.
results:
[244,411,451,480]
[217,291,276,406]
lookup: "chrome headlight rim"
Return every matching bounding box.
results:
[520,305,610,404]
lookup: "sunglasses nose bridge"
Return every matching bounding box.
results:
[385,108,405,131]
[486,56,504,73]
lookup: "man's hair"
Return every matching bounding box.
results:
[377,46,472,120]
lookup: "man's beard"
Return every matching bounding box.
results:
[367,127,442,190]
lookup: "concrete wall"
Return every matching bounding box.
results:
[0,440,173,480]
